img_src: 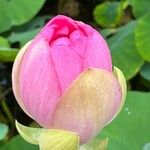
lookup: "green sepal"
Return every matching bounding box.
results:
[16,120,43,144]
[107,66,127,124]
[113,66,127,113]
[15,120,79,150]
[39,130,79,150]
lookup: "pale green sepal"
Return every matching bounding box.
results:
[39,130,79,150]
[79,138,108,150]
[15,120,43,145]
[106,66,127,125]
[16,120,79,150]
[113,66,127,114]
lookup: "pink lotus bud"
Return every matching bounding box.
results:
[12,15,125,144]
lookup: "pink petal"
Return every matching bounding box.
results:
[51,37,70,47]
[83,33,112,72]
[19,38,61,127]
[50,45,82,93]
[70,30,87,56]
[75,21,112,72]
[47,15,78,33]
[12,41,33,118]
[41,15,78,42]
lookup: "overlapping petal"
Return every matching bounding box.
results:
[18,38,61,127]
[52,69,121,143]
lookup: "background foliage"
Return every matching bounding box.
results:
[0,0,149,149]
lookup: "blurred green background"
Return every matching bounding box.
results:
[0,0,150,150]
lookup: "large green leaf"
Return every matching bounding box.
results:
[0,0,46,33]
[130,0,150,18]
[8,28,40,47]
[140,63,150,81]
[0,37,9,47]
[0,136,38,150]
[135,13,150,61]
[0,36,18,62]
[0,124,8,140]
[100,28,118,39]
[98,91,150,150]
[108,21,144,80]
[8,16,51,47]
[0,48,19,62]
[93,2,123,27]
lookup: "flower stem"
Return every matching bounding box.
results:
[1,99,14,126]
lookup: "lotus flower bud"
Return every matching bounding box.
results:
[12,15,126,144]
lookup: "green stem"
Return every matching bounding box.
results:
[1,100,14,126]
